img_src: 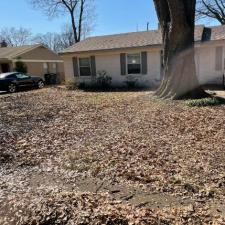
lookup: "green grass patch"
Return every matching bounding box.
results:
[185,97,225,107]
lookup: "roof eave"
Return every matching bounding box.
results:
[0,58,11,61]
[59,44,163,56]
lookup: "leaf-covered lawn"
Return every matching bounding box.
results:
[1,88,225,224]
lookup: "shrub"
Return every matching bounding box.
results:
[14,58,27,74]
[186,97,225,107]
[96,70,112,89]
[124,75,138,89]
[78,82,86,89]
[66,81,78,90]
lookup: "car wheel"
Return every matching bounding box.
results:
[37,80,44,89]
[8,83,16,93]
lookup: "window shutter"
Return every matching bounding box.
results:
[72,57,79,77]
[120,53,126,75]
[215,46,223,71]
[90,56,96,77]
[141,51,148,75]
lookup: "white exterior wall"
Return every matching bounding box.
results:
[63,57,74,82]
[95,51,161,87]
[196,41,225,85]
[63,48,161,88]
[63,40,225,88]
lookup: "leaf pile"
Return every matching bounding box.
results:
[13,192,224,225]
[1,88,225,223]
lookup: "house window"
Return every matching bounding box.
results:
[160,50,164,78]
[127,53,141,74]
[43,62,48,70]
[215,46,223,71]
[52,63,57,73]
[43,62,49,74]
[79,58,91,76]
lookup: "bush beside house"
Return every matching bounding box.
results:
[14,58,27,74]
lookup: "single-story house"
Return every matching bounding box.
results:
[0,44,65,83]
[61,25,225,88]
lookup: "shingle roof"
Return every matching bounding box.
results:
[0,44,41,60]
[63,30,162,54]
[210,25,225,41]
[62,25,210,54]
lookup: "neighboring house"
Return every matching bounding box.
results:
[61,25,225,88]
[0,44,65,83]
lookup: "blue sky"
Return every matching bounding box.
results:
[0,0,220,37]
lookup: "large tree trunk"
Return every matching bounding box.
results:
[154,0,208,99]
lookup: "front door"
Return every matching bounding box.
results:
[1,63,10,73]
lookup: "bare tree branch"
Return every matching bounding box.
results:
[0,27,32,47]
[196,0,225,24]
[32,24,76,52]
[28,0,95,43]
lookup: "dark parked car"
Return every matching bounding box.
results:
[0,72,44,93]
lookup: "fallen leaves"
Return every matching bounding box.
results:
[13,191,224,225]
[1,88,225,224]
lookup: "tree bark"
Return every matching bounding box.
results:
[154,0,208,99]
[70,10,78,43]
[77,0,85,42]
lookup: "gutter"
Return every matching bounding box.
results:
[0,58,11,61]
[59,44,163,56]
[59,38,225,56]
